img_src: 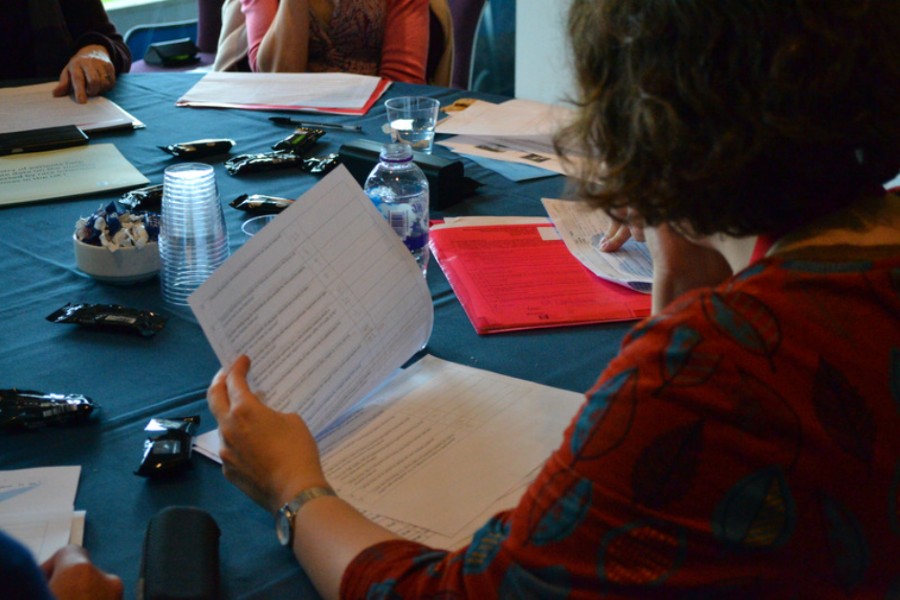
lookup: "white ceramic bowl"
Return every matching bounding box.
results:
[73,236,160,284]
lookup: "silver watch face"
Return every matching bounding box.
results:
[276,507,292,546]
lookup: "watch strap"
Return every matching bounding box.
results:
[287,486,337,513]
[278,485,336,546]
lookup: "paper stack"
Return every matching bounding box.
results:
[176,72,390,115]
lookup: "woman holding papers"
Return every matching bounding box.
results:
[2,0,131,103]
[208,0,900,597]
[214,0,428,83]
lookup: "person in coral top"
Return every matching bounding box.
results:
[213,0,428,83]
[207,0,900,597]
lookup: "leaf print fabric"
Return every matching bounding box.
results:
[342,248,900,599]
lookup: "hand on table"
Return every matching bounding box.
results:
[645,223,733,313]
[41,545,122,600]
[53,44,116,104]
[207,355,329,513]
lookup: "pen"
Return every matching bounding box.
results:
[269,116,363,133]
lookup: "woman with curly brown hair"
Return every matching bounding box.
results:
[206,1,900,597]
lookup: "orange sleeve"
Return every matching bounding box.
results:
[380,0,429,83]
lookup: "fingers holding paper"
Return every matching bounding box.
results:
[41,544,123,600]
[53,44,116,104]
[207,355,330,514]
[598,207,646,252]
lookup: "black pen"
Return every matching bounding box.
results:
[269,116,363,133]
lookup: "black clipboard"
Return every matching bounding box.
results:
[0,125,89,156]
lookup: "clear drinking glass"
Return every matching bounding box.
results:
[384,96,440,154]
[158,163,230,306]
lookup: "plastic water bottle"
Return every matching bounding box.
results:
[364,143,430,276]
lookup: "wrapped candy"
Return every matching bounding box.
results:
[46,303,167,338]
[225,151,341,177]
[159,138,236,158]
[118,184,163,212]
[0,389,97,430]
[225,151,303,176]
[135,416,200,478]
[271,127,324,155]
[229,194,294,215]
[75,202,159,251]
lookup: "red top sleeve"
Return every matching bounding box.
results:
[379,0,428,83]
[340,247,900,598]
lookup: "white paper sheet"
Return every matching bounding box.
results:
[0,143,149,206]
[0,82,143,134]
[542,197,654,293]
[436,99,573,138]
[318,355,583,537]
[194,356,583,545]
[0,510,76,562]
[176,72,387,112]
[189,165,433,435]
[0,466,80,515]
[439,136,568,175]
[0,467,82,561]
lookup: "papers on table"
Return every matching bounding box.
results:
[435,99,578,177]
[436,99,574,147]
[543,198,654,293]
[189,166,433,434]
[176,72,391,115]
[0,143,149,206]
[429,218,651,333]
[0,83,143,134]
[189,166,586,550]
[439,137,563,179]
[0,467,83,562]
[196,355,584,550]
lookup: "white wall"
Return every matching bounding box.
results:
[514,0,574,105]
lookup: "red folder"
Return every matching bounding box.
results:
[429,223,652,334]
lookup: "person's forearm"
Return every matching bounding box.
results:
[254,0,312,72]
[292,495,401,600]
[380,0,428,83]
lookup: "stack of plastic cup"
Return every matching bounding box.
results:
[158,163,230,306]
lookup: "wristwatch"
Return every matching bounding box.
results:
[275,486,336,547]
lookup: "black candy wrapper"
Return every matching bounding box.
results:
[0,389,97,430]
[135,416,200,478]
[46,303,167,338]
[225,150,303,175]
[229,193,294,214]
[225,151,340,176]
[119,184,163,212]
[271,127,324,155]
[159,138,236,158]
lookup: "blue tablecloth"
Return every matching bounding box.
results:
[0,73,631,598]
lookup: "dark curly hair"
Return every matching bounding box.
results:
[556,0,900,237]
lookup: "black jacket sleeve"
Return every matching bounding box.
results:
[60,0,132,73]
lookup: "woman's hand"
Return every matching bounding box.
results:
[597,208,646,252]
[207,355,329,513]
[41,545,123,600]
[645,224,733,313]
[53,44,116,104]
